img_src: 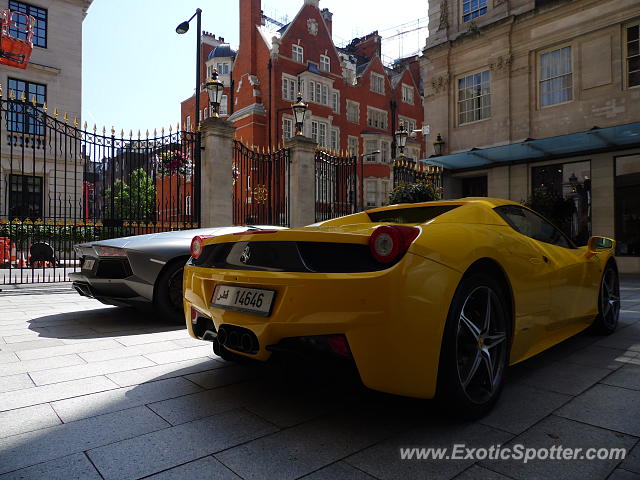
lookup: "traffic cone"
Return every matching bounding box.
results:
[10,242,17,265]
[27,244,32,266]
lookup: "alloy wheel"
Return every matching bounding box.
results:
[456,285,507,405]
[601,268,620,329]
[167,267,184,312]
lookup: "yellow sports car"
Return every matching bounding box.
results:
[183,198,619,416]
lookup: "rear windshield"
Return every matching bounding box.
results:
[367,205,460,224]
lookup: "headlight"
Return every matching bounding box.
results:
[93,246,127,257]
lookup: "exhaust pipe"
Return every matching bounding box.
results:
[241,333,253,353]
[217,326,228,346]
[227,331,239,349]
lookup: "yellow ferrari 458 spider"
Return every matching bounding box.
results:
[183,198,619,416]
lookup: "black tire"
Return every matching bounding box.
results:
[153,258,188,325]
[437,272,511,419]
[592,262,620,335]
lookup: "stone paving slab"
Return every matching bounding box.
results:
[0,404,61,438]
[0,452,102,480]
[87,409,278,480]
[0,405,169,474]
[480,415,636,480]
[0,278,638,479]
[51,376,203,423]
[0,372,34,393]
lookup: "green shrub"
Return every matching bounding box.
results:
[388,182,440,205]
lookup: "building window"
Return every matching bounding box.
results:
[462,0,487,22]
[9,174,43,219]
[462,176,488,197]
[320,54,330,72]
[330,128,339,151]
[531,160,591,245]
[401,84,414,104]
[381,180,390,205]
[6,78,46,135]
[185,116,191,132]
[9,1,47,48]
[283,117,293,140]
[216,62,230,74]
[331,91,339,113]
[539,46,573,107]
[311,120,328,147]
[364,140,379,162]
[615,155,640,256]
[309,80,329,105]
[346,100,359,123]
[457,70,491,125]
[399,116,417,134]
[370,72,385,94]
[282,75,297,101]
[626,24,639,88]
[348,136,358,156]
[366,180,377,207]
[380,140,391,163]
[367,107,388,130]
[292,44,304,63]
[219,95,228,116]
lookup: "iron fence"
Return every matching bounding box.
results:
[392,159,443,193]
[0,95,200,284]
[232,141,290,226]
[315,149,359,222]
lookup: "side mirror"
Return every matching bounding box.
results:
[586,236,615,258]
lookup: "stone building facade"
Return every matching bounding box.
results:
[0,0,92,221]
[421,0,640,272]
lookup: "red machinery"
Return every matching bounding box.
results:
[0,9,35,69]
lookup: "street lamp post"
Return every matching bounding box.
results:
[205,70,225,118]
[291,93,308,135]
[433,133,445,156]
[395,122,408,158]
[176,8,202,130]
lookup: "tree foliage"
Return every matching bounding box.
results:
[105,168,156,222]
[388,182,440,205]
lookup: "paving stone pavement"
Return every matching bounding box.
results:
[0,277,639,480]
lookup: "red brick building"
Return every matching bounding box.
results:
[181,0,424,208]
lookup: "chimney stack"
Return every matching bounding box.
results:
[321,8,333,38]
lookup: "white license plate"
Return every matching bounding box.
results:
[83,258,95,270]
[211,285,275,316]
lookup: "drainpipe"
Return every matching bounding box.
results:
[268,59,273,147]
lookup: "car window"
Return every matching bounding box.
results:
[367,205,460,224]
[495,205,574,249]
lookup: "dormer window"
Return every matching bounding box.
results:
[320,54,330,72]
[292,44,304,63]
[370,72,385,94]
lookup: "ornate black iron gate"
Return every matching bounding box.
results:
[393,159,443,193]
[232,141,290,226]
[0,93,200,284]
[315,150,359,222]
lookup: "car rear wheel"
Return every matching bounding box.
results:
[592,263,620,335]
[153,258,188,325]
[437,273,510,419]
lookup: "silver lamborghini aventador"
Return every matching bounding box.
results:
[69,226,284,323]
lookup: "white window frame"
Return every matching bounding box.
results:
[462,0,488,22]
[538,45,573,108]
[292,44,304,63]
[330,127,339,151]
[401,83,414,104]
[457,69,491,125]
[366,179,378,207]
[320,54,330,72]
[346,100,359,123]
[331,91,339,113]
[282,73,297,101]
[380,140,391,163]
[282,115,293,141]
[398,116,417,134]
[370,72,385,94]
[348,135,359,156]
[367,106,388,130]
[185,116,191,131]
[219,95,228,116]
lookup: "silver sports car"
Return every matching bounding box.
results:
[69,226,284,323]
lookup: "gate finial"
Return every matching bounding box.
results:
[138,129,141,138]
[9,90,15,100]
[83,121,87,130]
[154,128,157,137]
[129,129,133,138]
[31,95,36,106]
[43,102,47,113]
[20,91,26,102]
[63,112,68,123]
[169,124,173,133]
[73,117,78,127]
[120,129,124,138]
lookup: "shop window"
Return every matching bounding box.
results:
[462,176,487,197]
[615,155,640,256]
[9,174,42,219]
[531,160,591,245]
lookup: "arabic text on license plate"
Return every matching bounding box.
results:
[212,285,275,316]
[83,259,95,270]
